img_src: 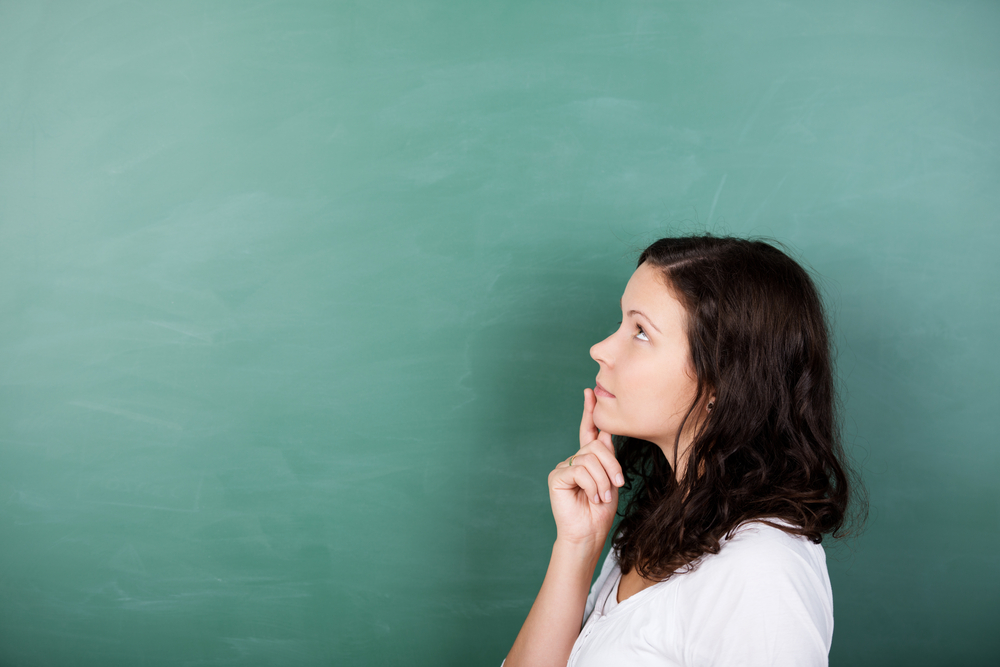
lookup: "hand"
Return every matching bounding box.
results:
[547,388,625,550]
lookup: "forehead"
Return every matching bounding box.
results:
[622,263,688,325]
[623,262,676,304]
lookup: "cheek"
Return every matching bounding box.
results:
[614,369,663,427]
[634,366,697,424]
[595,355,696,435]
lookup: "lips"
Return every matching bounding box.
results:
[595,381,616,399]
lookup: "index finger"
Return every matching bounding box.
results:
[597,428,614,455]
[580,388,598,448]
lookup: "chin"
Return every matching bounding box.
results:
[593,421,607,435]
[592,408,622,437]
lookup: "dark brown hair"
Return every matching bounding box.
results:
[612,235,864,580]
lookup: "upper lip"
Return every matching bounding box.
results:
[595,381,615,397]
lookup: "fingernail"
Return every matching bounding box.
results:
[603,490,612,502]
[615,474,624,486]
[593,494,600,504]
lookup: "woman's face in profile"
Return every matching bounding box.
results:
[589,262,702,456]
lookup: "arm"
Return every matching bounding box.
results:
[504,539,604,666]
[505,389,624,667]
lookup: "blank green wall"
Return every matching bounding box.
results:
[1,1,997,665]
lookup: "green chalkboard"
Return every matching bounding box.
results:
[1,1,998,665]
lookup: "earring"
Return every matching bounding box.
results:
[707,400,715,412]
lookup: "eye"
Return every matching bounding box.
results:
[635,326,649,341]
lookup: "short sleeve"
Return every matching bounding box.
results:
[678,526,833,667]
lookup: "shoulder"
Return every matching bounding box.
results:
[674,522,834,666]
[709,521,829,579]
[681,521,831,607]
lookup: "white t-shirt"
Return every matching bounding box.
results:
[569,522,833,667]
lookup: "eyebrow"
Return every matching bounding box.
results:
[620,298,663,334]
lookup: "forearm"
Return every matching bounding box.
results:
[505,539,604,667]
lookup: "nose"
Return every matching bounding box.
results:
[590,333,614,367]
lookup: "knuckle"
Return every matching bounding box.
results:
[581,445,607,465]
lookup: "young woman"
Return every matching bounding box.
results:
[505,236,862,667]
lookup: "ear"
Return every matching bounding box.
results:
[706,395,716,412]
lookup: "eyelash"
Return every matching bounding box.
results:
[616,320,649,342]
